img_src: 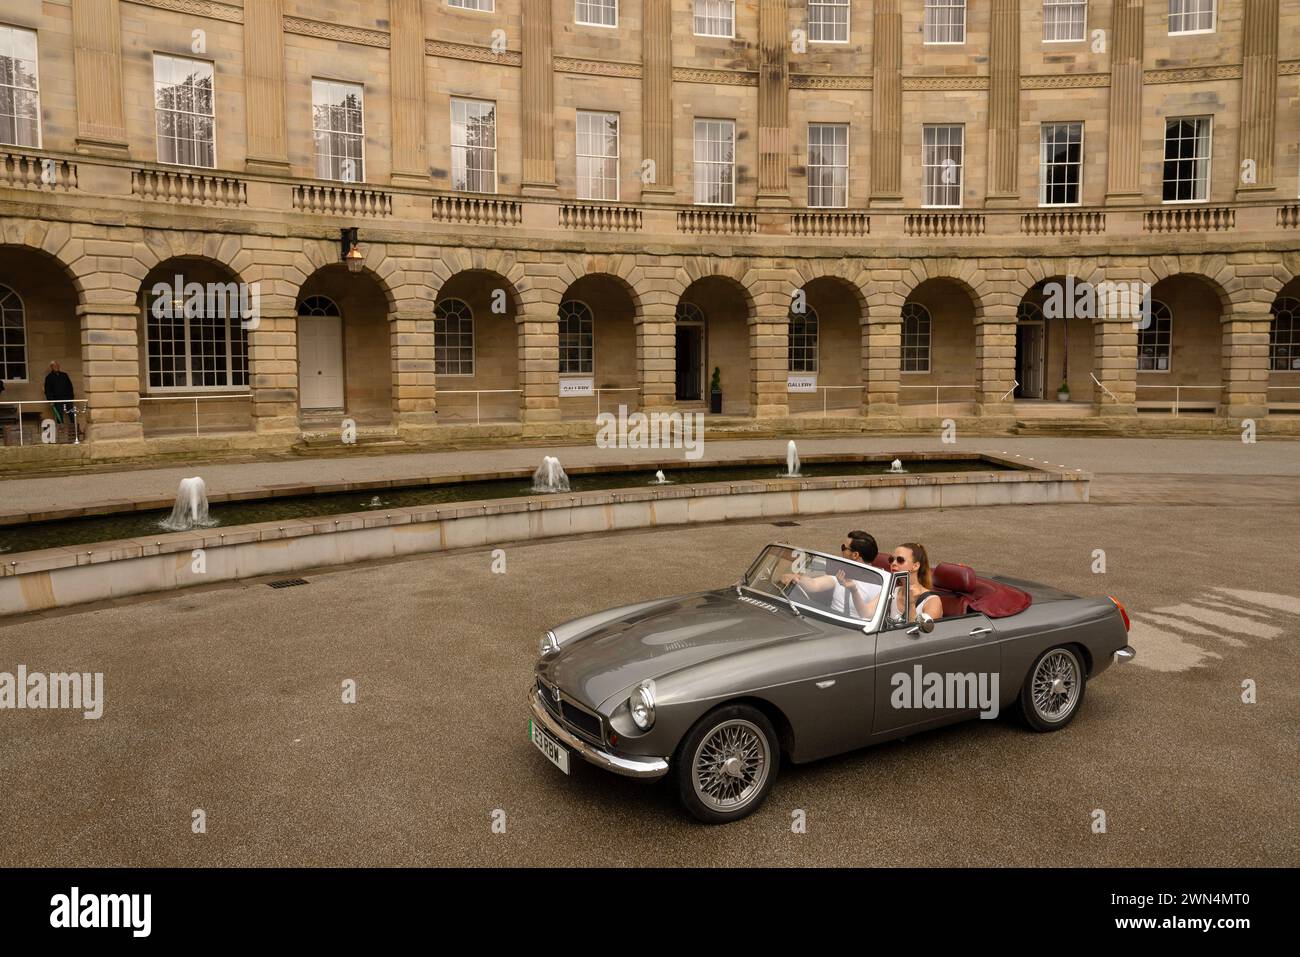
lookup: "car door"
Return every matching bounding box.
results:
[872,610,1000,735]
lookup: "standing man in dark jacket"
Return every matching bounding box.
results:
[43,361,80,442]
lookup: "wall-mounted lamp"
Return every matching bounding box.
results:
[340,227,364,273]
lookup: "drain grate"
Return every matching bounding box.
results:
[769,521,801,528]
[267,578,309,589]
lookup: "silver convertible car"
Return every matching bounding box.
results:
[528,543,1135,823]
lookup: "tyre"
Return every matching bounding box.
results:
[1019,645,1087,732]
[675,704,779,824]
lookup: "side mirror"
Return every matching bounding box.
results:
[906,612,935,637]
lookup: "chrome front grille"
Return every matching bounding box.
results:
[536,677,603,744]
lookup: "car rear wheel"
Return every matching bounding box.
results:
[1019,645,1087,732]
[675,705,779,824]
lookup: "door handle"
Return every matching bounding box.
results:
[969,626,993,637]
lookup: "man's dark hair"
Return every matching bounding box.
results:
[846,530,877,563]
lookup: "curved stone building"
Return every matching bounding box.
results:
[0,0,1298,455]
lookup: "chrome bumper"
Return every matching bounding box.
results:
[1113,645,1137,664]
[527,686,670,781]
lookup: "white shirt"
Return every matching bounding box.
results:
[832,578,881,619]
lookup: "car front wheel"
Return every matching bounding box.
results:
[675,705,779,824]
[1019,645,1087,732]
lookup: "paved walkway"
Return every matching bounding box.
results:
[1,435,1298,517]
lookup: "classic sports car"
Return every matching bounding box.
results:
[528,543,1135,823]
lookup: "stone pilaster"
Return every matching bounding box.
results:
[641,0,674,200]
[389,0,429,186]
[521,0,557,194]
[756,0,789,205]
[865,309,901,415]
[870,0,903,204]
[72,0,129,156]
[1105,0,1144,203]
[636,304,677,411]
[248,310,299,432]
[985,1,1020,205]
[1092,316,1138,415]
[79,302,142,442]
[975,305,1018,414]
[391,310,437,426]
[749,300,789,418]
[1220,306,1272,419]
[517,307,560,423]
[1236,0,1280,198]
[243,0,290,174]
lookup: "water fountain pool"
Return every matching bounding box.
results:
[0,456,1015,555]
[887,458,908,474]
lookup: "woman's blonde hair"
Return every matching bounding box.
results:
[900,542,933,589]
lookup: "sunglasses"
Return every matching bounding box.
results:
[890,555,909,565]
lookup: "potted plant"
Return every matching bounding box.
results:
[709,366,723,414]
[1056,380,1071,402]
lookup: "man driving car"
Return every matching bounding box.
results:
[779,530,882,619]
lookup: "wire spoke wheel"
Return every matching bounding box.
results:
[1031,648,1081,723]
[691,719,770,813]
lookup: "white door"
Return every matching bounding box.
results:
[1016,322,1045,399]
[299,316,344,409]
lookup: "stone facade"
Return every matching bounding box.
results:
[1,0,1299,458]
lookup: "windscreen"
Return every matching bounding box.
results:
[743,545,888,623]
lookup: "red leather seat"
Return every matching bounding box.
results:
[870,554,892,572]
[930,562,1032,619]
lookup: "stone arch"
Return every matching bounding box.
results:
[782,267,871,417]
[1133,254,1237,318]
[278,237,402,315]
[662,256,756,313]
[431,247,529,314]
[789,260,871,320]
[556,263,643,417]
[893,258,993,320]
[553,253,646,323]
[428,250,529,424]
[1,219,101,304]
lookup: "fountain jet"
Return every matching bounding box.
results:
[532,456,571,493]
[161,477,215,531]
[783,440,801,477]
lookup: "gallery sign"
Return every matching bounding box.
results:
[559,377,594,397]
[787,373,818,394]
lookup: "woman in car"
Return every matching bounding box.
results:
[863,540,946,624]
[885,543,944,623]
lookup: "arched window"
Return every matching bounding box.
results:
[434,298,474,376]
[145,279,250,390]
[1017,301,1044,323]
[675,302,705,325]
[901,302,931,373]
[0,285,27,381]
[297,295,341,317]
[558,300,594,375]
[1137,300,1172,372]
[787,304,819,373]
[1270,297,1300,371]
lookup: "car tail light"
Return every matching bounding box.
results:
[1109,596,1130,633]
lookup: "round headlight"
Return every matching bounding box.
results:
[540,630,559,656]
[629,681,656,731]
